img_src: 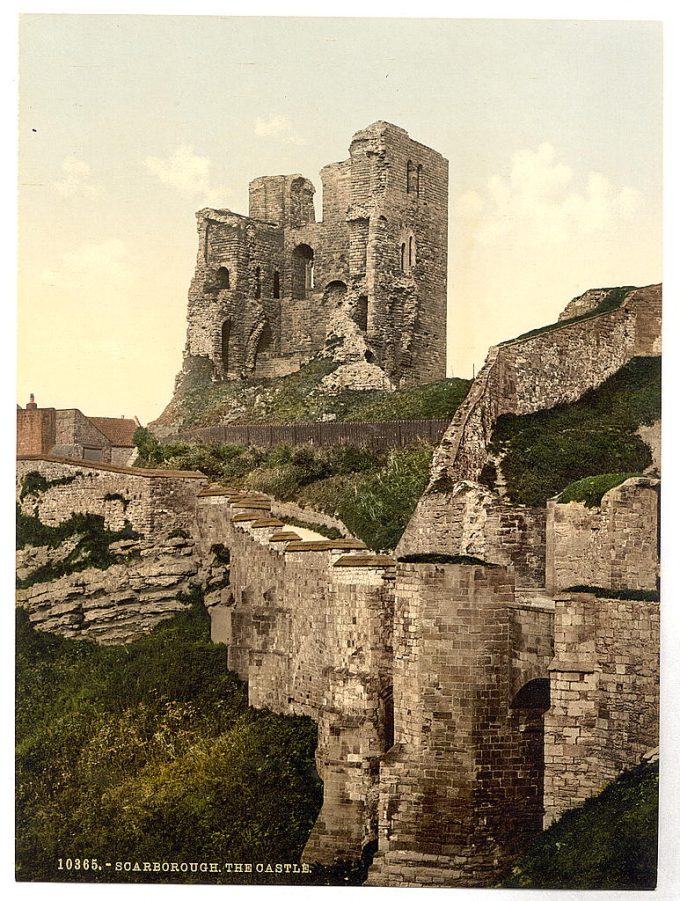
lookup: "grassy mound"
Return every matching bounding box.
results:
[556,472,646,507]
[15,600,367,885]
[152,355,469,433]
[503,759,658,889]
[488,357,660,506]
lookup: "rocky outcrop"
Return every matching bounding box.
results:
[16,532,206,644]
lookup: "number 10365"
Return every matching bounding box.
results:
[57,858,101,871]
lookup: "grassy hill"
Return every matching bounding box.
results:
[151,356,470,435]
[487,356,660,506]
[15,600,368,886]
[503,758,658,889]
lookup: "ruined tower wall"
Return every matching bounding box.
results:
[319,160,351,285]
[544,593,660,825]
[348,123,448,385]
[179,122,448,389]
[368,562,548,887]
[545,478,660,594]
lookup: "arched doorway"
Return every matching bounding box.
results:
[292,244,314,299]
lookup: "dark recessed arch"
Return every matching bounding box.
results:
[511,678,550,711]
[292,244,315,299]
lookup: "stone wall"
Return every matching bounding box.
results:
[428,284,661,489]
[367,562,551,887]
[400,284,661,557]
[545,478,659,594]
[17,456,207,535]
[397,480,546,588]
[193,490,395,864]
[544,593,660,824]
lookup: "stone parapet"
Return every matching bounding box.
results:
[544,592,660,825]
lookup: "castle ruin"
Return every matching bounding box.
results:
[181,121,448,389]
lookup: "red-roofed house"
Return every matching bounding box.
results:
[17,396,140,466]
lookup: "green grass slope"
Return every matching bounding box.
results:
[488,357,660,506]
[503,759,658,889]
[15,600,367,885]
[151,356,470,433]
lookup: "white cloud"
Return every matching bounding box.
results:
[254,115,306,146]
[52,155,103,199]
[144,146,227,201]
[456,143,642,247]
[41,239,130,290]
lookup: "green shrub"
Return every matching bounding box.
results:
[16,509,141,587]
[557,472,646,507]
[489,357,660,506]
[133,426,164,466]
[502,759,658,889]
[19,471,77,500]
[335,444,433,551]
[15,603,335,885]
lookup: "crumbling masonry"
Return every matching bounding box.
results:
[180,122,448,389]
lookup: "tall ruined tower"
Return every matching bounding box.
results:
[181,122,448,388]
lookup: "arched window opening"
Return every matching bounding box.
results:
[221,321,231,377]
[292,244,315,300]
[400,243,406,273]
[409,236,415,269]
[273,270,280,299]
[356,295,368,332]
[406,159,414,194]
[416,164,424,198]
[216,266,230,289]
[254,267,261,299]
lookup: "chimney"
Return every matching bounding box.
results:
[26,393,37,411]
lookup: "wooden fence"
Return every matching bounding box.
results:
[164,419,451,450]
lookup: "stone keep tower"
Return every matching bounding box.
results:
[182,122,448,388]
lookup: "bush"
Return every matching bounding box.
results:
[502,759,658,889]
[557,472,645,507]
[335,444,433,551]
[15,604,334,885]
[489,357,660,506]
[16,509,142,587]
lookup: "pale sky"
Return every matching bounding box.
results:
[17,15,663,422]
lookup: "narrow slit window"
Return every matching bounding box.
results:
[400,242,406,272]
[255,267,261,299]
[416,164,423,198]
[409,237,415,269]
[273,270,280,299]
